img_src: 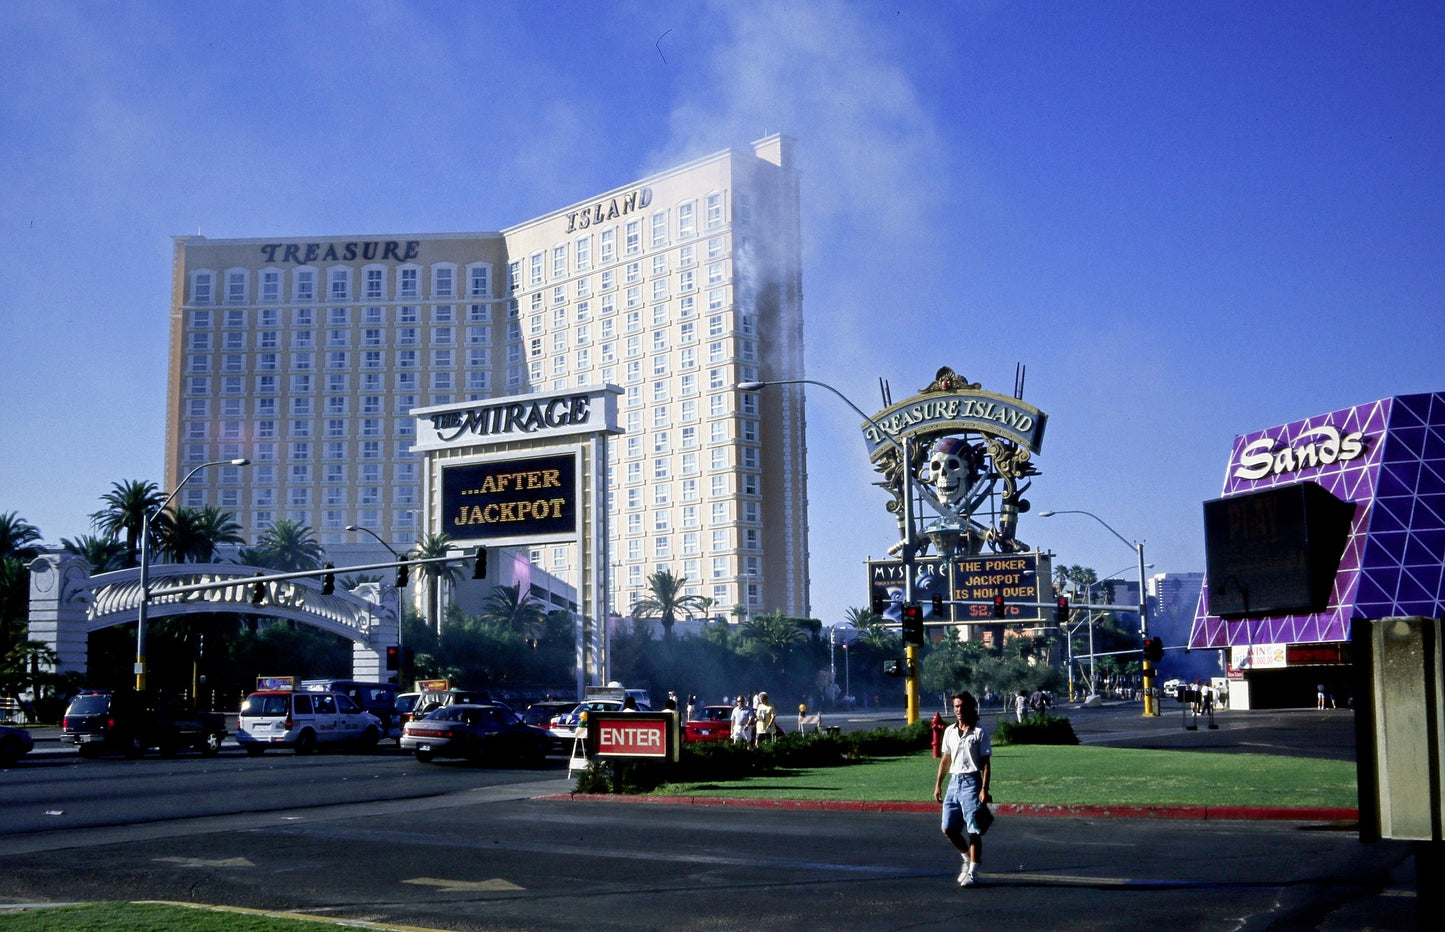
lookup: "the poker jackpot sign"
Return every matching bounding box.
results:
[442,453,579,546]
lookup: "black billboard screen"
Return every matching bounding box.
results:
[1203,482,1355,618]
[442,454,578,542]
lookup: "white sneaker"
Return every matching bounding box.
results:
[957,859,973,886]
[963,865,979,887]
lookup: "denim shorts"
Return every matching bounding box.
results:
[941,772,983,835]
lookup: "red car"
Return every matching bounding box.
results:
[683,705,734,743]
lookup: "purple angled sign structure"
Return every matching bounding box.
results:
[1191,392,1445,649]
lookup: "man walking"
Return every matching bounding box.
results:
[933,691,992,887]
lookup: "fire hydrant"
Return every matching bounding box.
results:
[930,711,946,758]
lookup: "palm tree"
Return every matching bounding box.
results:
[59,535,128,573]
[630,568,708,636]
[0,512,43,562]
[90,479,164,567]
[248,519,324,571]
[156,505,243,563]
[742,610,809,670]
[476,583,548,637]
[412,532,463,634]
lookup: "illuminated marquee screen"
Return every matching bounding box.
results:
[867,552,1049,623]
[441,453,578,544]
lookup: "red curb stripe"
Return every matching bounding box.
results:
[539,794,1357,822]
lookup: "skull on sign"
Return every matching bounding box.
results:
[927,437,977,508]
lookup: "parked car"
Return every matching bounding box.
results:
[547,698,649,744]
[521,700,580,751]
[301,680,402,741]
[400,704,550,765]
[1,724,34,766]
[396,692,424,727]
[683,705,734,743]
[410,689,512,720]
[236,689,383,755]
[61,690,227,759]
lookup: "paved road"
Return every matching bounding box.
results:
[0,704,1422,930]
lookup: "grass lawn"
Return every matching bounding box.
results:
[660,746,1358,809]
[0,901,353,932]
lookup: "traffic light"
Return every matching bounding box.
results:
[395,562,409,587]
[992,594,1006,619]
[1055,596,1069,622]
[473,548,488,579]
[901,602,924,645]
[385,645,400,671]
[872,591,887,615]
[250,578,266,605]
[321,563,335,595]
[931,593,944,616]
[1144,636,1164,663]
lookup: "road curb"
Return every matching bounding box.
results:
[540,793,1358,822]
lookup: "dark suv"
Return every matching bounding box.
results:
[61,690,227,759]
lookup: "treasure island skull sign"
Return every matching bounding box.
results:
[442,453,579,544]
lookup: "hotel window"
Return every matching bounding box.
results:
[507,259,522,295]
[651,355,667,378]
[652,431,669,454]
[397,349,418,368]
[530,292,543,314]
[188,332,212,352]
[328,269,349,301]
[707,341,725,363]
[741,447,758,469]
[432,326,454,345]
[468,303,490,323]
[362,328,382,347]
[433,305,454,323]
[399,305,418,323]
[294,269,316,302]
[227,271,248,304]
[681,425,697,448]
[189,310,212,330]
[365,267,385,299]
[706,192,724,228]
[261,270,281,303]
[742,473,759,496]
[708,289,725,312]
[710,449,727,471]
[551,244,567,279]
[192,272,214,304]
[468,265,490,298]
[678,270,695,293]
[708,236,726,261]
[399,267,418,298]
[681,475,698,498]
[529,252,544,287]
[187,354,210,374]
[625,285,641,309]
[650,211,668,248]
[707,262,726,287]
[624,261,642,285]
[552,285,566,306]
[600,228,616,264]
[575,348,590,369]
[574,235,591,271]
[325,417,345,437]
[433,266,454,298]
[677,201,696,238]
[653,458,669,480]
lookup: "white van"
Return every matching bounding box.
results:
[236,689,383,755]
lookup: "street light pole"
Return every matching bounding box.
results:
[347,524,405,687]
[740,379,923,723]
[1040,509,1158,716]
[135,458,249,693]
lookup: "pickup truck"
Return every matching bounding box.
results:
[61,689,228,758]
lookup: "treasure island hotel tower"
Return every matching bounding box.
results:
[164,136,809,623]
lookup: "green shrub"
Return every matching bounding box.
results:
[993,712,1079,746]
[571,720,938,794]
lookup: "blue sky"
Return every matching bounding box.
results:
[2,1,1442,627]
